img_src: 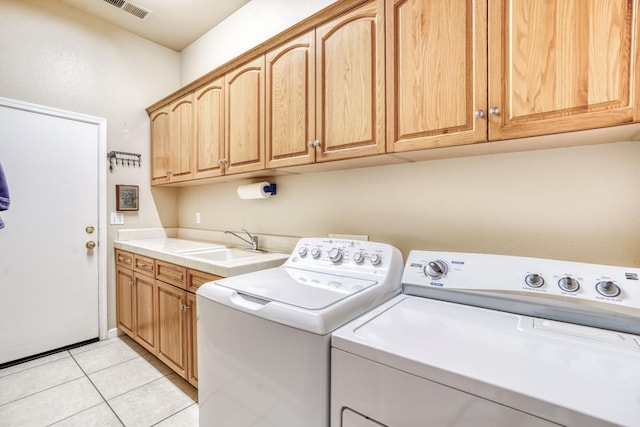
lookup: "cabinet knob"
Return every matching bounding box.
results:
[86,241,96,250]
[313,140,320,147]
[165,170,171,176]
[474,109,485,119]
[218,159,228,165]
[489,107,500,116]
[307,141,314,147]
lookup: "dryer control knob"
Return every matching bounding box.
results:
[525,273,544,288]
[353,252,365,264]
[558,277,580,292]
[311,248,322,259]
[596,281,621,297]
[370,253,382,266]
[425,261,448,278]
[298,247,308,257]
[328,248,343,263]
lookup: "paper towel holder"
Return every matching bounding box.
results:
[237,182,277,199]
[263,183,277,196]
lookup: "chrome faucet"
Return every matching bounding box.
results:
[224,229,259,251]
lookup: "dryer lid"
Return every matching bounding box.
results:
[213,266,377,310]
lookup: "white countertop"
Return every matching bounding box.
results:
[114,237,290,277]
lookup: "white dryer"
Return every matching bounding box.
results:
[197,237,403,427]
[331,251,640,427]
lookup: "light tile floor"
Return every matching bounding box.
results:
[0,336,198,426]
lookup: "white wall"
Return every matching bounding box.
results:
[0,0,181,330]
[177,0,640,267]
[180,0,336,83]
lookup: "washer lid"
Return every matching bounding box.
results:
[214,266,377,310]
[332,296,640,427]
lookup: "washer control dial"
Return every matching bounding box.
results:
[558,277,580,292]
[525,273,544,288]
[310,248,322,259]
[298,247,308,257]
[328,248,343,263]
[370,253,382,266]
[353,252,365,264]
[596,281,621,298]
[425,261,448,278]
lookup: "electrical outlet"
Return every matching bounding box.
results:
[110,212,125,225]
[196,212,201,224]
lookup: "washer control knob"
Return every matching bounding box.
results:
[298,247,308,257]
[525,273,544,288]
[311,248,322,259]
[328,248,343,263]
[596,281,621,298]
[370,253,382,266]
[558,277,580,292]
[425,261,448,278]
[353,252,365,264]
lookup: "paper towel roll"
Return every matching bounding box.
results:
[237,182,273,199]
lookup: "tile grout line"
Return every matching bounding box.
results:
[69,350,127,426]
[149,402,197,426]
[0,350,72,380]
[0,353,83,408]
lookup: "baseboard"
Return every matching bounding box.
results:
[107,328,123,340]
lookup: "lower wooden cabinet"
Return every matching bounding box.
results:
[186,292,198,387]
[156,280,189,378]
[115,250,221,388]
[115,266,157,354]
[115,265,135,337]
[133,272,157,353]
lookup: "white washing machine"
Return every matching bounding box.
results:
[196,237,403,427]
[331,251,640,427]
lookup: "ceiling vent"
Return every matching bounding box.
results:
[102,0,151,19]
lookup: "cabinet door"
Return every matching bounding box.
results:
[133,272,156,353]
[387,0,487,153]
[116,266,134,337]
[150,106,170,185]
[194,78,225,179]
[156,281,187,377]
[266,31,316,168]
[316,0,385,162]
[186,292,198,388]
[169,94,194,182]
[489,0,640,140]
[225,56,266,174]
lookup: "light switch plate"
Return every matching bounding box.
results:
[110,212,125,225]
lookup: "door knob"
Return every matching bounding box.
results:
[85,226,95,234]
[86,241,96,250]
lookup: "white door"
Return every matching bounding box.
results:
[0,99,105,365]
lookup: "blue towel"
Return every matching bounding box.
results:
[0,161,10,229]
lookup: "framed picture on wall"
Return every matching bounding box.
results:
[116,185,139,211]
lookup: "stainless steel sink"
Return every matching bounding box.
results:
[182,248,263,262]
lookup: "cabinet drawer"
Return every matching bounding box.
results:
[156,260,187,289]
[133,254,155,277]
[115,250,133,269]
[187,269,223,293]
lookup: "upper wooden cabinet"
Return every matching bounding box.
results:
[150,93,194,184]
[489,0,640,140]
[149,0,640,180]
[149,106,170,185]
[315,0,386,162]
[225,56,266,175]
[388,0,640,152]
[266,31,316,168]
[387,0,487,153]
[194,78,225,179]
